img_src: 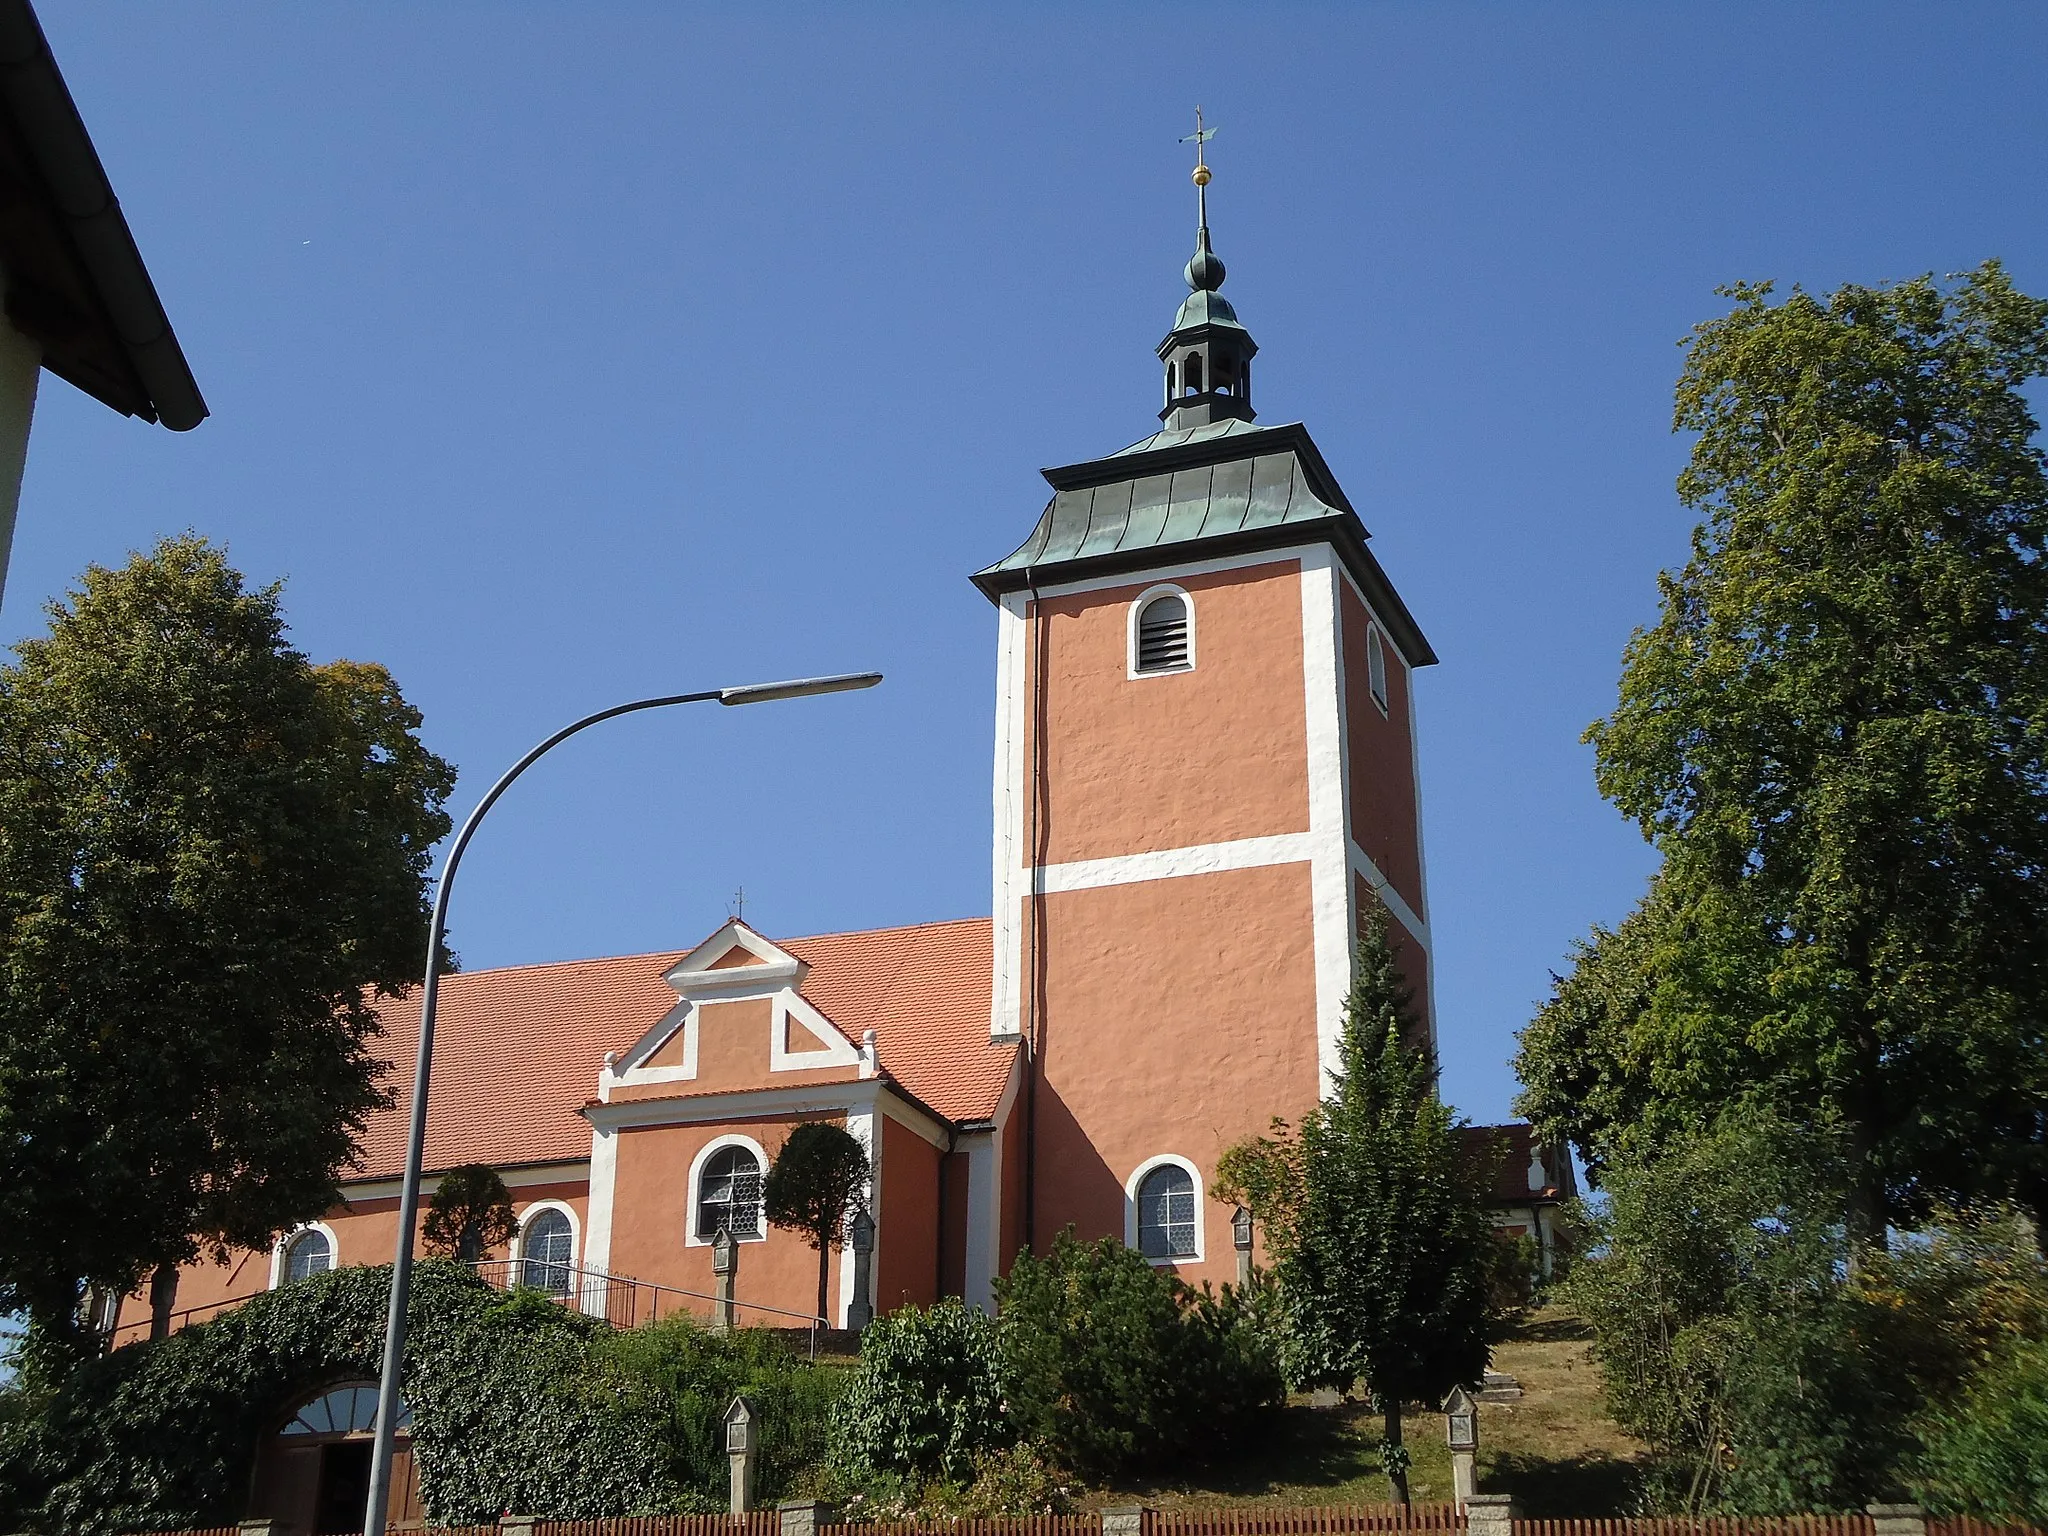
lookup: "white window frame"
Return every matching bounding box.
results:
[1128,583,1196,679]
[685,1133,770,1247]
[1124,1154,1206,1265]
[1365,624,1390,714]
[512,1199,581,1289]
[269,1220,339,1289]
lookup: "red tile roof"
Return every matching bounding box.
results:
[350,916,1007,1181]
[1461,1123,1577,1206]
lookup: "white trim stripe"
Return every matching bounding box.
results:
[1032,831,1313,894]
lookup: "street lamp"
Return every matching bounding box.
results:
[363,671,881,1534]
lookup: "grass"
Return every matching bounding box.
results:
[1084,1306,1646,1516]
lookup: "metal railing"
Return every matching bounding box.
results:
[464,1257,829,1357]
[104,1257,829,1356]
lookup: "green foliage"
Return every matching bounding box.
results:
[763,1120,871,1324]
[1559,263,2048,1242]
[0,537,456,1340]
[994,1230,1282,1480]
[0,1263,674,1535]
[422,1163,518,1263]
[1567,1114,2048,1514]
[1259,917,1497,1503]
[1910,1338,2048,1525]
[1514,882,1672,1185]
[832,1298,1011,1484]
[600,1313,845,1511]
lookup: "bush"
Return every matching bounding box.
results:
[1910,1337,2048,1525]
[602,1313,845,1510]
[995,1231,1282,1479]
[833,1298,1010,1484]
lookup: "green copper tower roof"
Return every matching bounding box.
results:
[970,127,1434,669]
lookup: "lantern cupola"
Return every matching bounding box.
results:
[1157,121,1257,430]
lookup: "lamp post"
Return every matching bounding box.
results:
[362,671,881,1536]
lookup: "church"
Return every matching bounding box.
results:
[112,158,1572,1347]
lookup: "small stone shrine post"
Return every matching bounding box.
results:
[1443,1385,1478,1506]
[711,1226,737,1333]
[1231,1205,1254,1288]
[724,1395,758,1513]
[846,1206,876,1330]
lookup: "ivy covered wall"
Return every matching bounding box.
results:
[0,1263,681,1534]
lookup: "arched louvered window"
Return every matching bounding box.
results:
[1134,591,1192,675]
[696,1145,764,1239]
[1367,626,1389,712]
[1135,1163,1199,1260]
[519,1208,574,1294]
[284,1228,333,1282]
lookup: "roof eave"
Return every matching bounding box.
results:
[971,513,1436,668]
[0,0,206,429]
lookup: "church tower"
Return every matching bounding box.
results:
[970,140,1436,1293]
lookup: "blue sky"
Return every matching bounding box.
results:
[7,4,2045,1125]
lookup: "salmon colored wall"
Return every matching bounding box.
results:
[111,1174,590,1346]
[708,947,765,969]
[1339,582,1423,916]
[645,1015,691,1068]
[692,998,775,1090]
[607,1114,840,1326]
[1026,561,1309,865]
[1027,861,1321,1292]
[875,1115,940,1315]
[619,996,858,1096]
[939,1148,969,1298]
[1353,874,1432,1037]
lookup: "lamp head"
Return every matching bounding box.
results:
[719,671,882,706]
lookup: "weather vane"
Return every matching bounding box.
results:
[1179,106,1216,224]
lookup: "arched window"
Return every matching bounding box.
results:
[1134,591,1192,674]
[280,1383,410,1437]
[1135,1164,1198,1261]
[1183,353,1203,394]
[284,1228,333,1282]
[696,1145,764,1239]
[1367,626,1389,712]
[519,1208,574,1294]
[1164,360,1176,399]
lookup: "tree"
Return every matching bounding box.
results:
[422,1164,517,1264]
[1551,262,2048,1247]
[1228,914,1496,1505]
[0,537,455,1347]
[763,1120,869,1328]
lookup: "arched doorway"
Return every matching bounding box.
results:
[247,1384,424,1534]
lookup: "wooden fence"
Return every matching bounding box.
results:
[1149,1509,1467,1536]
[1515,1521,1876,1536]
[536,1520,781,1536]
[126,1509,2048,1536]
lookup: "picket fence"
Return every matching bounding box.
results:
[124,1508,2048,1536]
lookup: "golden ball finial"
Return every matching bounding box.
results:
[1192,164,1211,187]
